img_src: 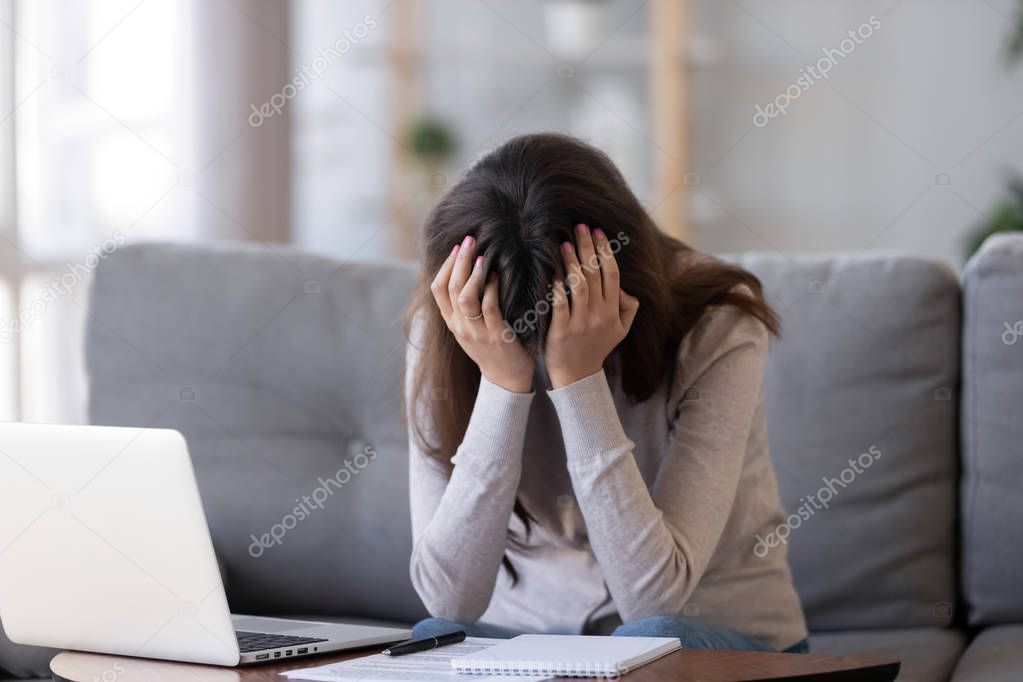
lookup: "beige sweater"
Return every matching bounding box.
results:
[406,300,807,651]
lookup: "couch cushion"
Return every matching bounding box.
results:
[85,242,426,625]
[961,234,1023,626]
[810,628,966,682]
[727,252,960,631]
[951,625,1023,682]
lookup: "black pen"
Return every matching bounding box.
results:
[383,631,467,656]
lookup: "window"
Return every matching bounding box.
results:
[1,0,190,422]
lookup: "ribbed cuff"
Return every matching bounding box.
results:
[547,370,632,462]
[453,376,535,471]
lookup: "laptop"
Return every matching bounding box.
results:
[0,423,411,666]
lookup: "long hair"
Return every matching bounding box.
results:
[405,133,778,578]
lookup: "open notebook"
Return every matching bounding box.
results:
[451,634,681,678]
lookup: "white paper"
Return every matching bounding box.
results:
[279,637,548,682]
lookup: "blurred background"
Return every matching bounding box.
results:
[1,0,1022,425]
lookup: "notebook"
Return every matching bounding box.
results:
[450,634,681,678]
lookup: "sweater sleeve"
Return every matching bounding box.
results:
[546,304,769,621]
[406,327,534,622]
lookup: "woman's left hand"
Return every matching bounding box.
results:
[545,224,640,389]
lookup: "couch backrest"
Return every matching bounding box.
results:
[961,234,1023,626]
[85,242,427,622]
[727,252,960,631]
[79,243,963,635]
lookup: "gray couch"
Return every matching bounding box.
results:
[2,235,1021,681]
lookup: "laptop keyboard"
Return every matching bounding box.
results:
[235,630,329,653]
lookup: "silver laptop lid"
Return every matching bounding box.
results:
[0,423,240,665]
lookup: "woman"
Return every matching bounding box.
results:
[404,134,808,653]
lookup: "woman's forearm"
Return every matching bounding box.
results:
[548,360,755,622]
[408,377,534,622]
[547,371,695,619]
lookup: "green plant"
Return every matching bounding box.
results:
[965,0,1023,260]
[965,176,1023,259]
[406,116,457,165]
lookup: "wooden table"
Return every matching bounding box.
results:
[51,646,900,681]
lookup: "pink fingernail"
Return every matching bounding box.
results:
[576,223,589,235]
[462,235,474,248]
[451,244,460,255]
[594,228,606,240]
[562,242,573,252]
[474,255,483,269]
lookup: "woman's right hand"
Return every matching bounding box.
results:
[431,235,535,393]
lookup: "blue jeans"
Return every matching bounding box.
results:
[413,615,809,653]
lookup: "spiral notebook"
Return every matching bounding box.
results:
[450,634,681,678]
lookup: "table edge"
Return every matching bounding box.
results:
[49,649,902,682]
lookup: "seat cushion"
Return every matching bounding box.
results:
[727,252,960,631]
[810,628,966,682]
[86,242,426,624]
[960,234,1023,626]
[951,625,1023,682]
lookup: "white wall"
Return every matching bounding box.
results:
[692,0,1023,268]
[290,0,1023,269]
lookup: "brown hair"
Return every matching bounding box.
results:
[405,133,778,575]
